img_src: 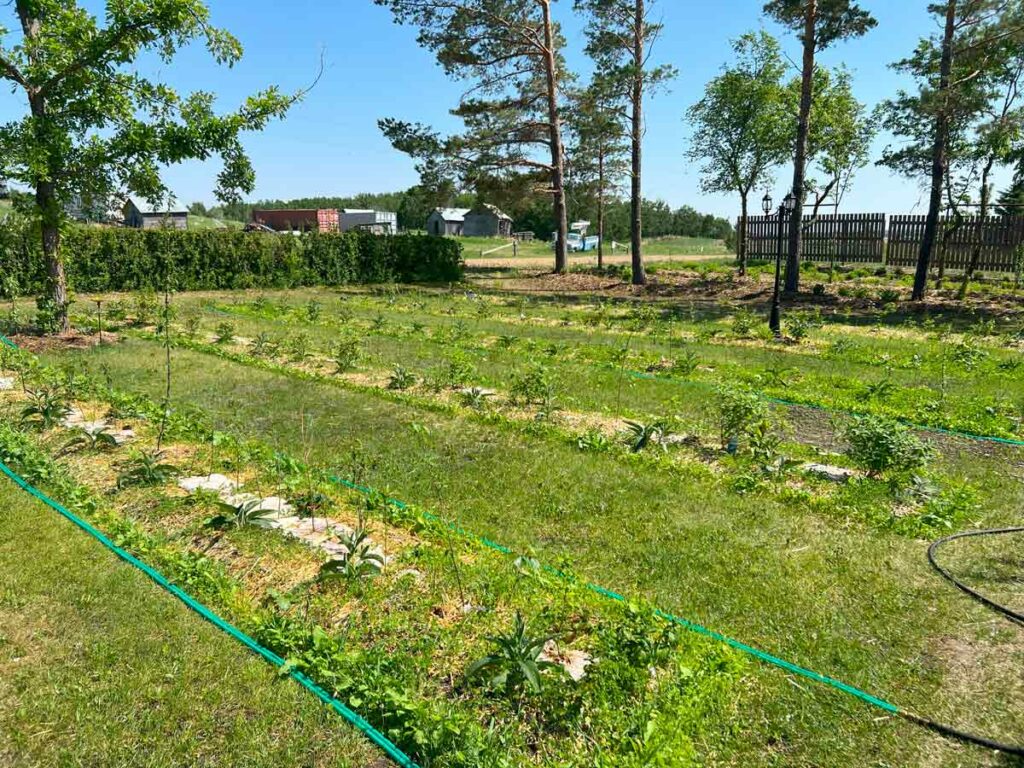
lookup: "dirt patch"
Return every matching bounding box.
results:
[466,252,724,270]
[7,331,116,353]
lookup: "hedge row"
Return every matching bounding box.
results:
[0,224,463,294]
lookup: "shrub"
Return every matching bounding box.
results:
[332,337,362,372]
[730,309,757,337]
[510,363,557,406]
[841,416,932,478]
[715,386,769,448]
[0,226,464,293]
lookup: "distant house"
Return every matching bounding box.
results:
[425,208,470,237]
[463,204,513,238]
[252,208,339,233]
[339,209,398,234]
[123,198,189,230]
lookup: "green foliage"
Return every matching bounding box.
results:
[622,420,667,453]
[59,425,118,455]
[388,365,416,391]
[116,449,179,488]
[0,227,464,294]
[214,322,236,344]
[576,428,612,452]
[319,525,384,581]
[206,497,277,530]
[715,386,770,448]
[842,416,932,478]
[466,612,561,696]
[510,363,558,406]
[332,337,362,372]
[19,387,71,430]
[459,387,494,410]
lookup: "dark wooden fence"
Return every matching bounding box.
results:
[741,213,886,264]
[888,215,1024,272]
[738,212,1024,273]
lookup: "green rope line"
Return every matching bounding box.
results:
[625,370,1024,448]
[329,475,899,714]
[0,459,419,768]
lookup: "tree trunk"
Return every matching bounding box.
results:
[958,163,993,299]
[915,0,957,302]
[629,0,646,286]
[784,0,817,294]
[541,1,569,274]
[39,184,68,334]
[738,192,748,277]
[597,147,605,269]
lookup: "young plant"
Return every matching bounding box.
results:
[206,497,277,530]
[841,416,932,478]
[715,386,769,450]
[116,449,179,488]
[20,388,71,431]
[576,428,611,453]
[388,365,416,390]
[182,312,202,340]
[59,425,118,455]
[332,337,361,372]
[622,420,666,453]
[671,348,699,376]
[466,612,560,696]
[285,333,312,361]
[320,525,384,581]
[459,387,494,409]
[249,332,276,357]
[305,299,322,322]
[510,364,557,407]
[214,321,236,344]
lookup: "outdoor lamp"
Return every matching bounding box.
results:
[783,191,797,214]
[762,192,773,215]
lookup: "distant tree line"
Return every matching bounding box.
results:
[204,188,733,244]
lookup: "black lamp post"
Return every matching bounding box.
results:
[764,191,796,336]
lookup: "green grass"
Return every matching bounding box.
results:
[37,333,1024,767]
[454,235,731,259]
[11,282,1024,766]
[0,479,380,767]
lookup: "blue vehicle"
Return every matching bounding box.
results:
[553,221,601,252]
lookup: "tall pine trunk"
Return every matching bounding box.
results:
[541,1,569,274]
[629,0,646,286]
[597,147,605,268]
[785,0,816,294]
[915,0,957,302]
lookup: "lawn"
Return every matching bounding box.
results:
[188,214,245,231]
[2,277,1022,766]
[0,476,380,767]
[454,234,731,260]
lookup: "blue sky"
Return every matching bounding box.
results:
[1,1,988,220]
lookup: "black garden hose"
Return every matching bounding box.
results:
[905,527,1024,758]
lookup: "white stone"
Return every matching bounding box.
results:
[178,474,239,495]
[60,407,87,428]
[539,640,593,682]
[0,377,14,391]
[801,463,857,483]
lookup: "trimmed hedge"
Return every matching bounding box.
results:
[0,225,463,294]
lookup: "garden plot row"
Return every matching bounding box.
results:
[23,333,1024,767]
[151,294,1024,443]
[0,351,749,767]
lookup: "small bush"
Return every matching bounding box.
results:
[842,416,932,478]
[715,386,769,449]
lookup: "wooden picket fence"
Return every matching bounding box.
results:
[738,212,1024,273]
[741,213,886,265]
[888,215,1024,272]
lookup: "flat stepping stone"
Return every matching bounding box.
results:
[539,641,592,682]
[0,377,14,391]
[801,463,857,483]
[179,474,239,494]
[61,407,87,428]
